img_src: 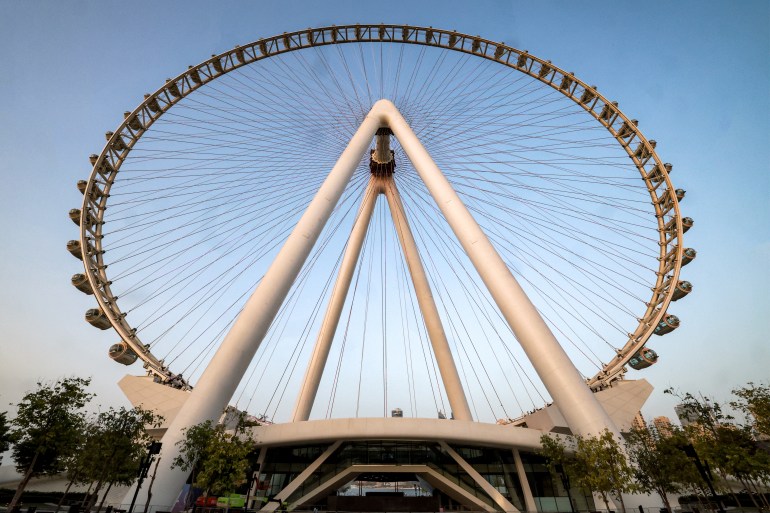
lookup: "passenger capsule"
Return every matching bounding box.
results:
[69,208,96,228]
[166,79,181,98]
[682,248,697,266]
[108,342,138,365]
[671,280,692,301]
[682,217,693,233]
[71,273,94,295]
[675,189,686,201]
[105,131,127,151]
[235,46,245,63]
[599,101,618,122]
[633,139,655,159]
[629,347,659,370]
[67,240,83,260]
[188,66,202,84]
[616,119,638,139]
[85,308,111,330]
[653,314,680,335]
[124,111,143,131]
[144,94,162,113]
[538,61,552,78]
[95,158,114,177]
[579,86,597,104]
[77,180,104,198]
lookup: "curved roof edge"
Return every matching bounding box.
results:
[248,417,551,450]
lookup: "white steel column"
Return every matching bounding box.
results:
[292,180,380,422]
[378,99,620,438]
[513,449,537,512]
[382,179,473,421]
[133,105,384,510]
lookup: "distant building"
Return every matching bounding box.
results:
[674,403,700,428]
[653,416,673,437]
[631,411,646,431]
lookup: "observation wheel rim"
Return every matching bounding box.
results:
[77,23,686,391]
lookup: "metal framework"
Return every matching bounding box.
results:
[74,24,691,395]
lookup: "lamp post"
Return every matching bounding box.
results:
[678,443,725,513]
[128,442,162,513]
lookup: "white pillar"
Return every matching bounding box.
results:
[292,179,380,422]
[131,105,384,510]
[513,449,537,512]
[379,99,620,438]
[381,178,473,421]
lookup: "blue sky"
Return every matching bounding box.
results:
[0,1,768,423]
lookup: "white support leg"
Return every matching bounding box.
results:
[133,105,384,510]
[382,178,473,421]
[292,179,380,422]
[378,99,620,438]
[513,449,537,513]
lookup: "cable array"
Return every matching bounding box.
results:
[94,41,661,422]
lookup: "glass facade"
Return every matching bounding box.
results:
[254,440,594,512]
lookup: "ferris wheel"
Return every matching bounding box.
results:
[69,24,694,424]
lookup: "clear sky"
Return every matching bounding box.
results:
[0,1,768,424]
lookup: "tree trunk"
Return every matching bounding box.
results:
[85,480,104,513]
[143,456,162,513]
[753,479,770,509]
[739,478,761,511]
[96,481,114,513]
[615,492,627,513]
[656,488,672,513]
[717,470,740,513]
[600,492,611,512]
[8,450,40,511]
[56,478,77,513]
[747,478,769,510]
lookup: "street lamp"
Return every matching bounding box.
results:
[128,441,162,513]
[677,443,725,513]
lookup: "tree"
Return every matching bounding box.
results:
[666,387,764,510]
[0,411,14,465]
[539,434,577,510]
[8,377,94,511]
[540,430,636,513]
[172,415,255,500]
[625,423,701,513]
[76,407,163,513]
[576,430,636,513]
[700,424,770,510]
[731,382,770,438]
